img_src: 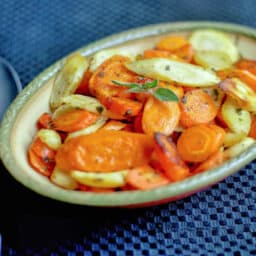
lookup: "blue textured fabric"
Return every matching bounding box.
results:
[0,0,256,255]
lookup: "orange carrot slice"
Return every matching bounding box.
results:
[56,130,154,172]
[52,109,99,133]
[180,89,217,128]
[249,114,256,139]
[235,59,256,76]
[173,44,194,62]
[192,150,224,174]
[154,133,190,181]
[156,35,189,52]
[177,124,225,163]
[103,97,142,117]
[142,96,180,136]
[126,165,170,190]
[37,113,52,129]
[30,137,56,161]
[89,55,136,99]
[75,70,92,95]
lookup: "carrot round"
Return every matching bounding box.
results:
[126,165,170,190]
[180,89,217,127]
[142,96,180,136]
[235,59,256,76]
[192,150,224,174]
[156,35,189,52]
[153,133,190,181]
[143,49,173,59]
[52,109,99,133]
[28,138,56,176]
[249,114,256,139]
[133,112,143,133]
[103,97,142,117]
[177,124,225,163]
[75,70,92,95]
[89,55,136,99]
[30,137,56,161]
[173,44,194,62]
[37,112,52,129]
[56,130,154,172]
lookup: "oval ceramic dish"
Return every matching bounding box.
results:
[1,21,256,207]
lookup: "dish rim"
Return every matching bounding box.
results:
[1,21,256,207]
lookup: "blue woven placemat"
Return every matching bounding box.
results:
[1,0,256,255]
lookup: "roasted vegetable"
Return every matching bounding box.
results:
[50,53,89,110]
[126,58,220,86]
[189,29,239,63]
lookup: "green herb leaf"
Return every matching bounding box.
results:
[112,80,139,87]
[127,87,147,93]
[112,79,178,102]
[112,79,158,90]
[153,88,179,102]
[142,80,158,89]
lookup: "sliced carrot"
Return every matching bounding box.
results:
[89,55,136,99]
[133,112,143,133]
[101,120,127,131]
[235,59,256,76]
[52,109,99,133]
[126,165,170,190]
[217,68,256,91]
[143,49,173,59]
[156,35,189,52]
[177,124,225,163]
[180,89,217,128]
[28,145,55,177]
[56,130,154,172]
[192,150,224,174]
[173,44,194,62]
[102,110,131,121]
[37,113,52,129]
[103,97,143,117]
[30,137,56,161]
[142,96,180,136]
[153,133,190,181]
[208,124,226,151]
[158,81,184,99]
[249,114,256,139]
[75,70,92,95]
[215,107,228,128]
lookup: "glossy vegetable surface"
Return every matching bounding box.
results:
[27,28,256,193]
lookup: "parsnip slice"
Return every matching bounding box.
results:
[221,97,251,135]
[218,78,256,113]
[61,94,106,114]
[223,132,246,148]
[224,137,255,159]
[37,129,62,150]
[50,167,78,190]
[194,50,233,71]
[50,53,89,110]
[189,29,239,63]
[90,48,135,72]
[65,117,107,141]
[125,58,220,86]
[70,170,128,188]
